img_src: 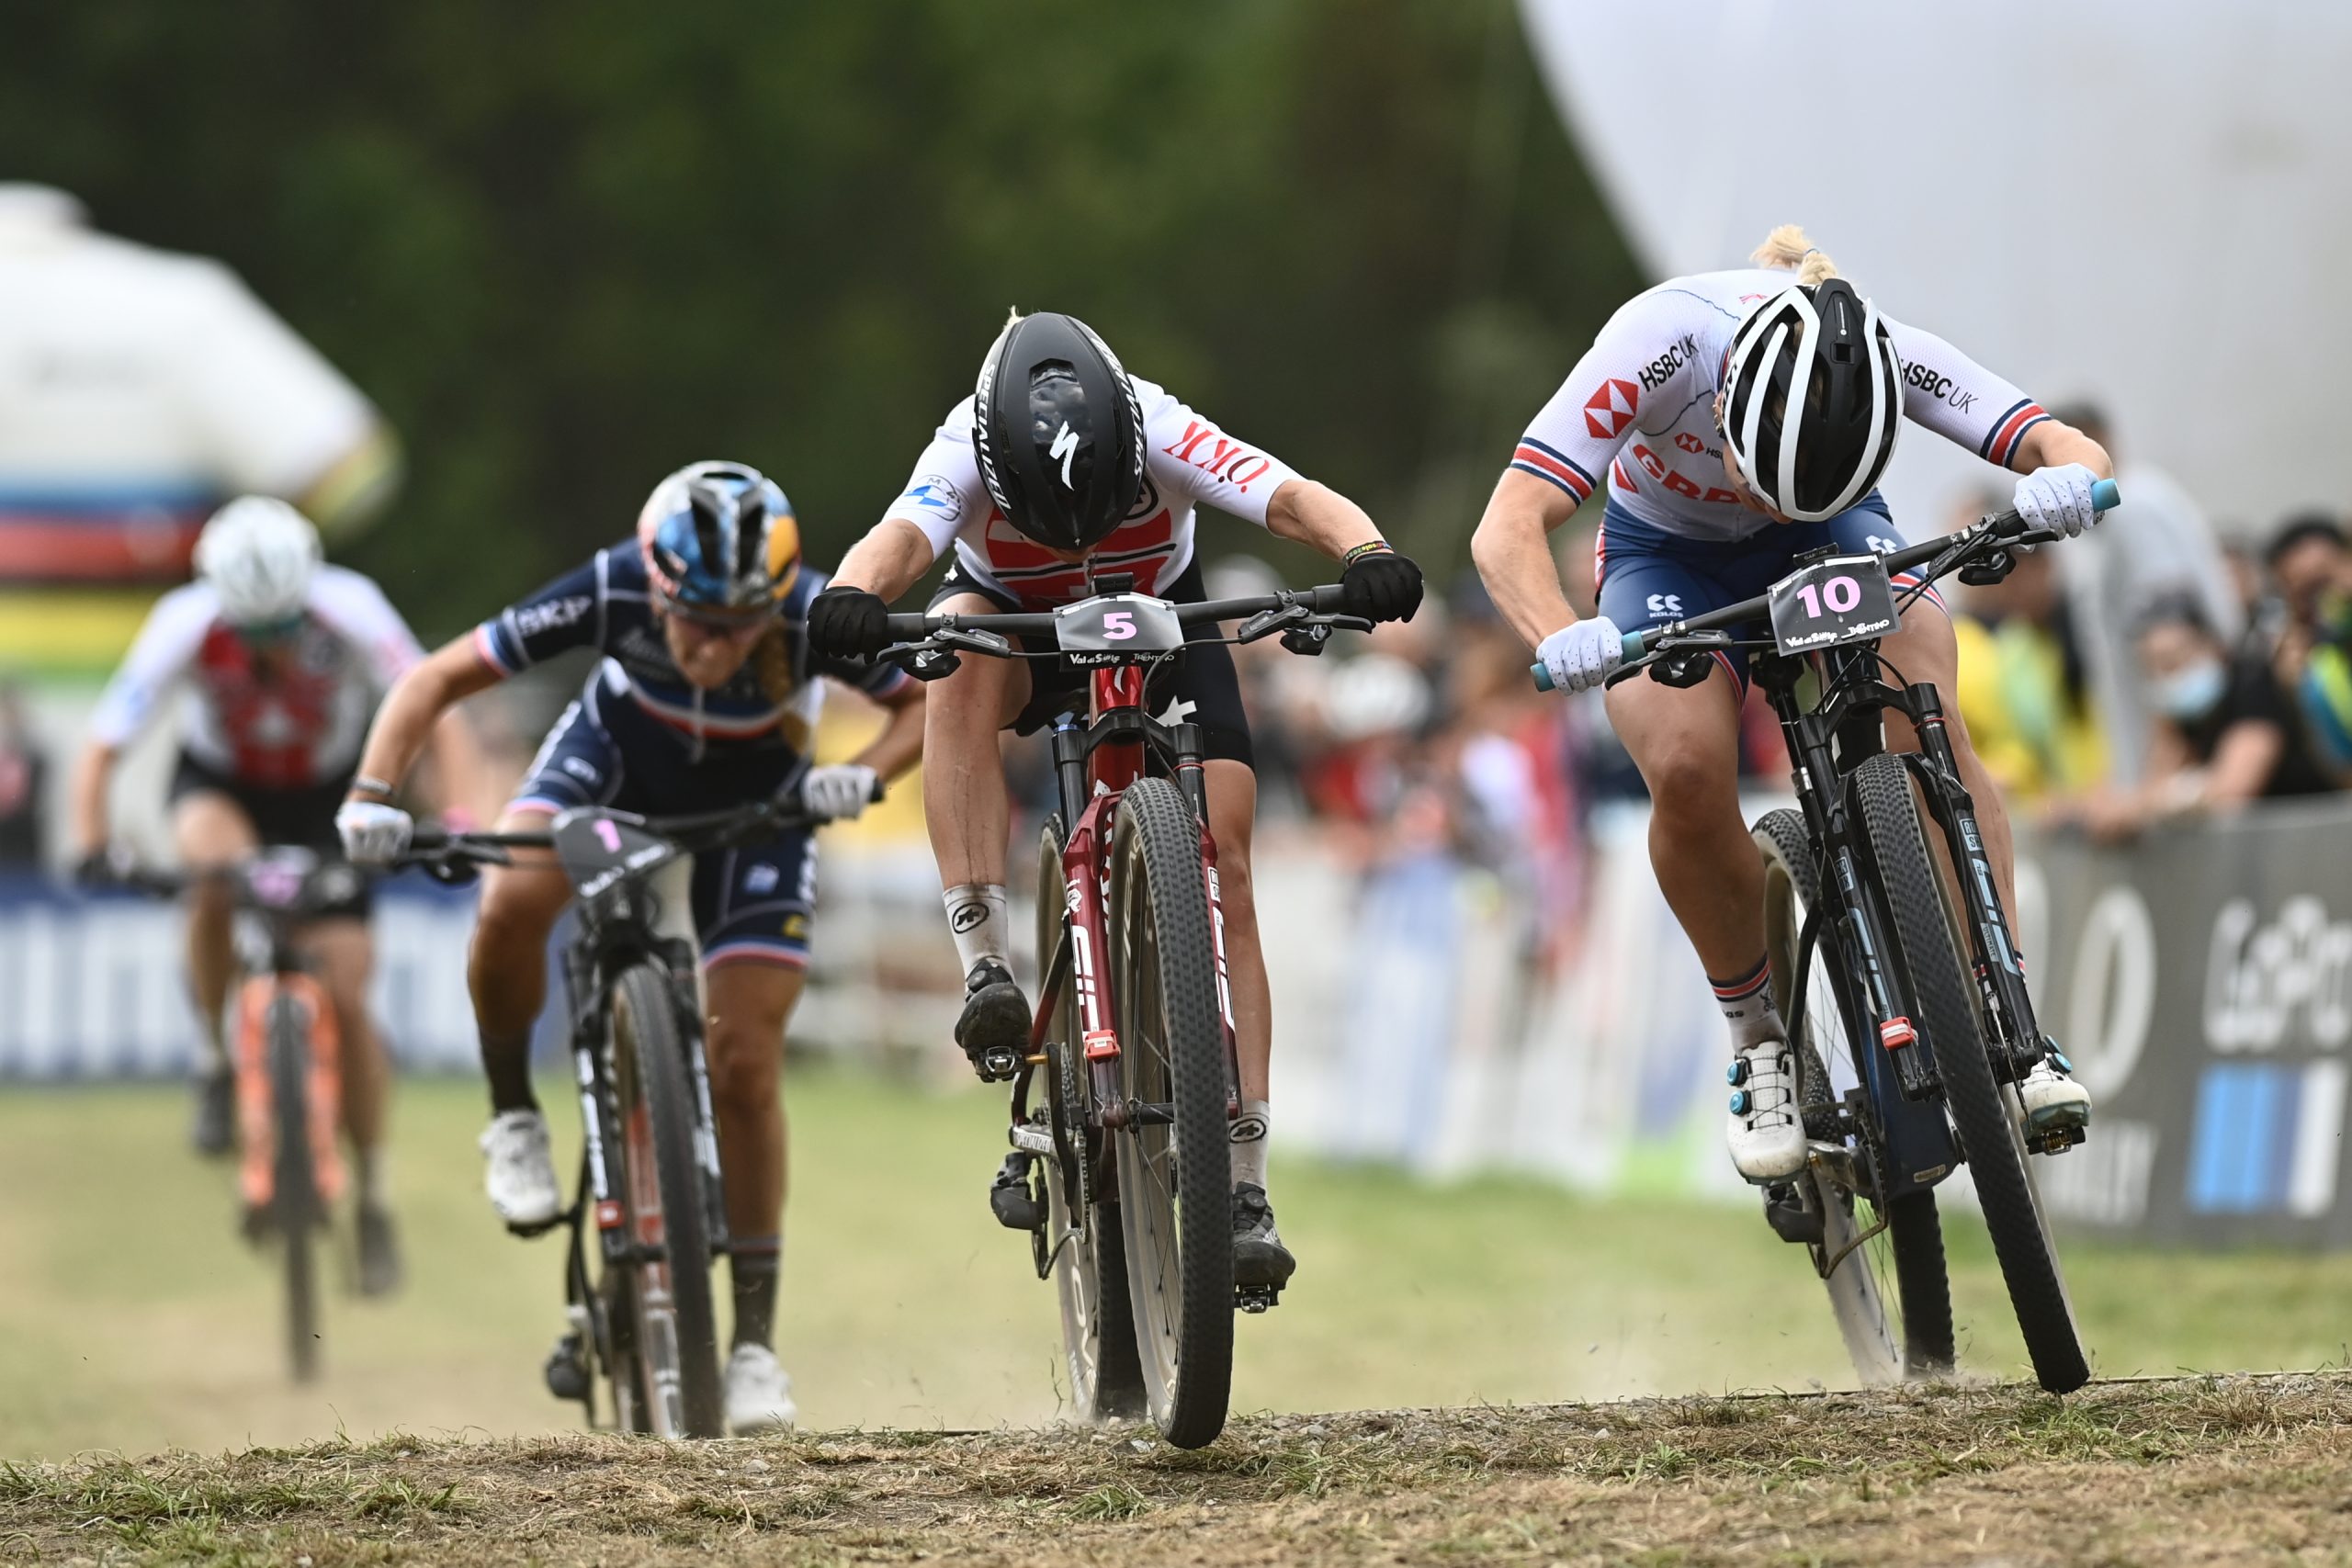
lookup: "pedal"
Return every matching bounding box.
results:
[2028,1123,2088,1156]
[1236,1283,1283,1314]
[989,1152,1046,1233]
[543,1330,591,1402]
[1762,1181,1824,1246]
[975,1045,1023,1083]
[505,1210,570,1241]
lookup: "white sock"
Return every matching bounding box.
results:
[1712,956,1785,1051]
[943,884,1011,976]
[1229,1100,1271,1190]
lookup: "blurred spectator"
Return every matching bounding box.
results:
[2264,514,2352,777]
[2043,402,2240,785]
[2061,594,2335,840]
[0,681,46,867]
[1952,491,2108,803]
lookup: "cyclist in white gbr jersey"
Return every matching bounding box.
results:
[1474,226,2109,1183]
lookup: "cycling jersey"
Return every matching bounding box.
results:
[882,379,1304,609]
[1514,268,2050,544]
[473,541,910,755]
[88,566,423,787]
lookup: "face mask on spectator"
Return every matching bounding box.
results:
[2155,659,2227,720]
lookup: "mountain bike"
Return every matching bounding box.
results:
[877,576,1370,1450]
[121,852,364,1382]
[401,790,834,1438]
[1534,478,2118,1393]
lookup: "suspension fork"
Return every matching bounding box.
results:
[564,944,629,1263]
[1900,683,2043,1064]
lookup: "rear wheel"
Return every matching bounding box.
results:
[1849,754,2087,1393]
[265,990,322,1385]
[605,964,725,1438]
[1037,815,1148,1423]
[1756,809,1953,1383]
[1108,778,1235,1450]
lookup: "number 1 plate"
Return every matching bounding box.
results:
[1767,553,1901,655]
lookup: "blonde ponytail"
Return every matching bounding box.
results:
[1751,223,1840,287]
[753,620,794,705]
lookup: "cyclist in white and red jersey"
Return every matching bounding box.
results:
[69,497,478,1293]
[1474,226,2109,1184]
[806,311,1425,1290]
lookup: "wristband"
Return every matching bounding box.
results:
[348,775,397,800]
[1342,540,1396,567]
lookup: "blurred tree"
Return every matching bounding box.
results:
[1,0,1639,637]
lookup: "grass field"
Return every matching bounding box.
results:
[5,1070,2352,1463]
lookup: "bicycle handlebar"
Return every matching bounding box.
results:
[401,779,879,869]
[880,584,1351,646]
[1529,478,2119,692]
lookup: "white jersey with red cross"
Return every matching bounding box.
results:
[88,565,424,786]
[1511,268,2051,543]
[882,378,1304,607]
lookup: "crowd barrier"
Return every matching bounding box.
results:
[7,799,2350,1249]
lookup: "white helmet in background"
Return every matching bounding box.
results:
[194,497,322,629]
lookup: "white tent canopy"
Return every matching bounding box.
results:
[1518,0,2352,534]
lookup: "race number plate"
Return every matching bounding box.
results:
[1767,553,1900,655]
[1054,592,1185,666]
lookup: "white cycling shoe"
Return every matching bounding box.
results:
[1725,1038,1807,1183]
[480,1110,563,1231]
[724,1343,797,1435]
[2019,1055,2093,1134]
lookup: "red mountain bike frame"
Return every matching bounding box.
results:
[1039,664,1239,1120]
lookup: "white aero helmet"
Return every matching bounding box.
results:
[1720,278,1905,522]
[194,496,322,629]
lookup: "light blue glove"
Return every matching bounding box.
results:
[1535,616,1625,694]
[2013,463,2104,538]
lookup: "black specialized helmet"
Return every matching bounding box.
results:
[1721,278,1904,522]
[972,311,1145,552]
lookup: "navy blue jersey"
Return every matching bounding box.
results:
[472,540,910,754]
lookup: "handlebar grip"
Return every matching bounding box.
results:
[2091,477,2120,512]
[882,613,933,638]
[1530,661,1554,693]
[408,826,448,852]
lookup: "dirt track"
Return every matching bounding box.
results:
[6,1372,2350,1566]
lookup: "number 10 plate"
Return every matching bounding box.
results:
[1767,553,1901,656]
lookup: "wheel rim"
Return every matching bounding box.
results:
[1047,1038,1116,1411]
[615,991,686,1438]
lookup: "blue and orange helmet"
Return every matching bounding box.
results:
[637,461,801,617]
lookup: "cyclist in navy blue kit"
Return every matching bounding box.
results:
[338,461,923,1432]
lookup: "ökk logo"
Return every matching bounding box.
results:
[1583,378,1640,440]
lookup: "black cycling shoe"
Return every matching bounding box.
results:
[956,961,1029,1082]
[1231,1182,1296,1290]
[356,1204,404,1298]
[190,1066,234,1158]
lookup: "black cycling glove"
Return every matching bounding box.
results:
[805,585,893,660]
[1340,546,1425,625]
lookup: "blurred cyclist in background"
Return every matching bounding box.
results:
[69,497,472,1294]
[1473,224,2109,1185]
[805,311,1424,1291]
[337,461,924,1433]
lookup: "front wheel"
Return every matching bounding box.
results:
[1755,809,1953,1384]
[263,987,323,1385]
[1108,777,1235,1450]
[605,964,725,1438]
[1849,754,2088,1393]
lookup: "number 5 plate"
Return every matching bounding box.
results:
[1055,592,1185,664]
[1767,553,1901,656]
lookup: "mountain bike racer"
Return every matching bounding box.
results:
[1471,227,2106,1184]
[803,311,1425,1292]
[71,496,469,1293]
[335,461,924,1432]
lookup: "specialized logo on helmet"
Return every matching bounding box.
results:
[1584,378,1641,440]
[1051,422,1080,489]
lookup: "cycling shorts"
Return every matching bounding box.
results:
[1594,492,1947,694]
[167,753,371,919]
[928,555,1254,769]
[511,673,816,970]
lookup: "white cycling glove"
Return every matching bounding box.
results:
[1536,616,1625,694]
[2013,463,2103,538]
[800,763,880,822]
[335,801,413,868]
